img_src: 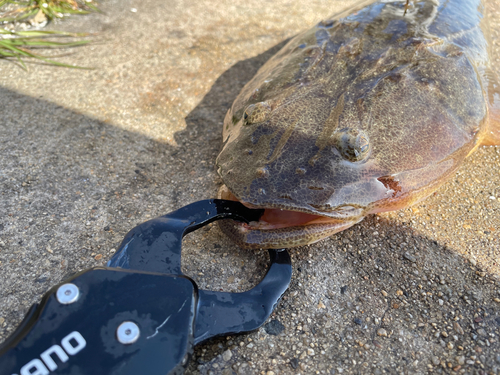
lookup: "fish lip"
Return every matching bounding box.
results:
[217,210,363,249]
[218,185,365,224]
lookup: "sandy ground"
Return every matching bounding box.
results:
[0,0,499,373]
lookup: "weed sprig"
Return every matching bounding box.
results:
[0,1,97,69]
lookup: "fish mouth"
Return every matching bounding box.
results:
[218,185,364,249]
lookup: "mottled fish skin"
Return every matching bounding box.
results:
[216,0,500,249]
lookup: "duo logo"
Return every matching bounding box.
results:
[15,331,86,375]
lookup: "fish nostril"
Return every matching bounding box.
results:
[295,167,307,175]
[256,167,270,178]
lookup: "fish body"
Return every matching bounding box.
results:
[216,0,500,249]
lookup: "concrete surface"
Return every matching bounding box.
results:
[0,0,499,373]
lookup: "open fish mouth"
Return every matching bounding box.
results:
[218,185,364,249]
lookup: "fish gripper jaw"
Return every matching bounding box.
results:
[0,199,292,375]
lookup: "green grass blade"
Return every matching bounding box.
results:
[0,41,35,56]
[9,39,90,48]
[0,8,38,22]
[2,29,88,37]
[16,54,28,70]
[0,41,93,69]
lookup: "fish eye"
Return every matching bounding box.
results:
[333,128,371,162]
[243,102,272,125]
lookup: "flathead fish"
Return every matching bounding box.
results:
[216,0,500,249]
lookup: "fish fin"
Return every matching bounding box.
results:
[483,102,500,145]
[480,68,500,146]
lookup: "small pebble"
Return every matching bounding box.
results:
[381,290,388,297]
[264,320,285,336]
[453,322,464,335]
[377,328,388,337]
[403,252,416,262]
[222,349,232,362]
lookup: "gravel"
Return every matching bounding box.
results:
[264,320,285,336]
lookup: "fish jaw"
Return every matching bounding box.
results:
[218,185,364,249]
